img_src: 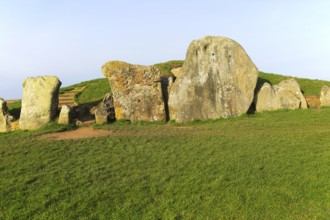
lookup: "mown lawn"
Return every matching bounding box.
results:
[1,108,330,219]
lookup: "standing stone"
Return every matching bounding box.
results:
[90,93,115,124]
[278,79,308,109]
[169,36,259,123]
[19,76,61,130]
[274,85,301,109]
[254,83,279,112]
[0,98,13,132]
[320,85,330,106]
[58,105,72,124]
[102,61,165,121]
[255,78,307,112]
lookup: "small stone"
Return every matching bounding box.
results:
[91,93,115,124]
[58,105,73,124]
[0,98,12,132]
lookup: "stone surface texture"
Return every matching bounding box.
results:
[0,98,13,132]
[168,36,259,123]
[90,93,115,124]
[278,79,308,109]
[255,78,307,112]
[102,61,165,121]
[58,105,72,124]
[19,76,62,130]
[320,85,330,106]
[171,67,183,78]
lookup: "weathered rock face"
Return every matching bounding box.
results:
[171,67,182,78]
[102,61,165,121]
[90,93,115,124]
[254,83,279,112]
[278,79,308,109]
[320,85,330,106]
[58,105,72,124]
[255,79,307,112]
[0,98,13,132]
[19,76,61,130]
[168,36,259,123]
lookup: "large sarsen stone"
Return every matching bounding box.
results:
[168,36,259,123]
[102,61,165,121]
[19,76,61,130]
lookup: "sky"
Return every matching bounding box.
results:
[0,0,329,99]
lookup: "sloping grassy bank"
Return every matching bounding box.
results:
[1,108,330,219]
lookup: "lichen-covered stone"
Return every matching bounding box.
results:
[0,98,13,132]
[320,85,330,106]
[168,36,259,123]
[102,61,165,121]
[19,76,61,130]
[58,105,72,124]
[255,79,307,112]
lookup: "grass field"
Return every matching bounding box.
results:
[1,108,330,219]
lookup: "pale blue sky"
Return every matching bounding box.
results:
[1,0,329,99]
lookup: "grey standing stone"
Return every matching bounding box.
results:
[168,36,259,123]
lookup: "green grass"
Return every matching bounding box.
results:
[60,78,110,104]
[259,72,330,96]
[1,108,330,219]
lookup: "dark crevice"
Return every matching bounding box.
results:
[160,76,170,121]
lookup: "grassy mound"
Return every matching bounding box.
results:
[60,78,110,104]
[259,72,330,96]
[1,108,330,219]
[6,64,330,114]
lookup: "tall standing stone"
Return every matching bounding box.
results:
[0,98,13,132]
[19,76,61,130]
[320,85,330,106]
[169,36,259,123]
[102,61,165,121]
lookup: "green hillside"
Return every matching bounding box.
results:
[259,71,330,96]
